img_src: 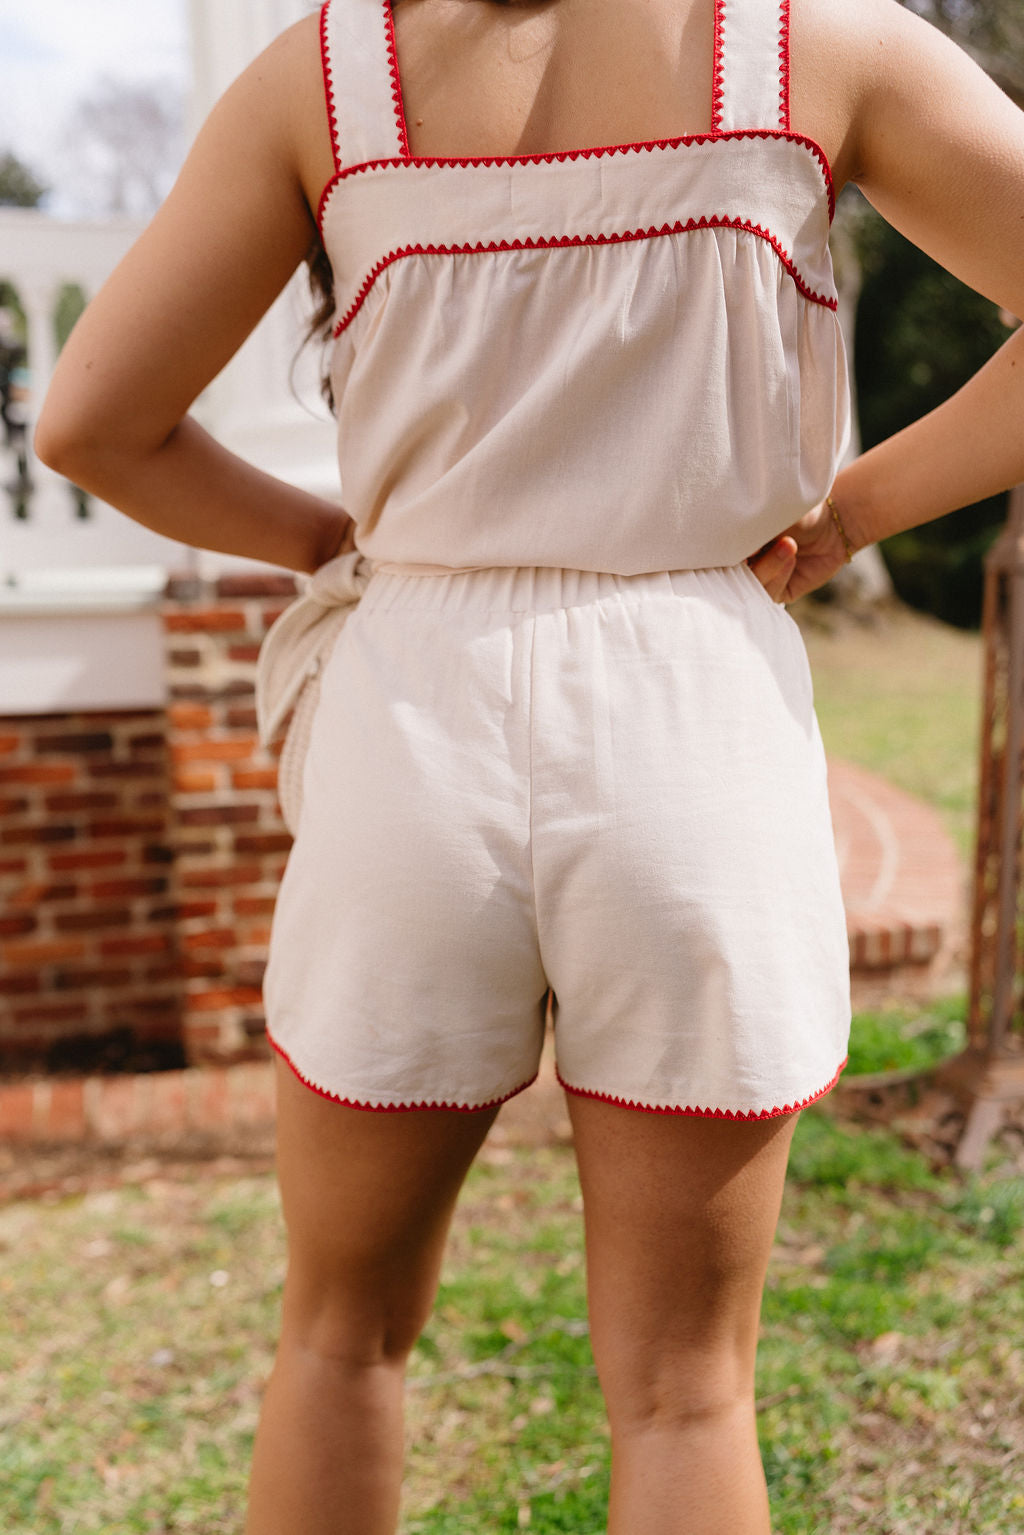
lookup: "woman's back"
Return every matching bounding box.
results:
[310,0,849,573]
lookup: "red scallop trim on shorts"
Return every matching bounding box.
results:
[319,1,342,174]
[316,130,835,234]
[711,0,727,133]
[778,0,792,133]
[381,0,412,158]
[331,214,838,336]
[555,1057,848,1120]
[268,1028,537,1113]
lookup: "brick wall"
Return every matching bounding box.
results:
[0,570,301,1076]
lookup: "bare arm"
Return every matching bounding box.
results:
[35,17,353,575]
[755,0,1024,600]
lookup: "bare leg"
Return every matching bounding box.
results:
[245,1058,499,1535]
[567,1096,799,1535]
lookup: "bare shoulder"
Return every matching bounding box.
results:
[794,0,1024,315]
[215,13,334,215]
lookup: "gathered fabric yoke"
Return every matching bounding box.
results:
[315,0,851,575]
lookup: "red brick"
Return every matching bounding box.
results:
[1,823,76,846]
[142,843,176,865]
[184,956,227,979]
[235,832,293,856]
[100,933,172,958]
[0,1084,38,1140]
[175,839,217,858]
[89,1076,145,1140]
[147,1072,189,1133]
[0,795,31,815]
[164,609,247,633]
[168,703,214,731]
[0,973,41,996]
[87,817,166,837]
[168,648,203,667]
[229,1062,276,1127]
[192,1069,232,1127]
[232,769,278,791]
[225,706,259,730]
[183,928,236,951]
[2,938,87,967]
[188,986,263,1011]
[46,1079,87,1140]
[239,925,273,947]
[262,605,290,629]
[177,900,218,919]
[12,1001,90,1026]
[0,856,29,875]
[179,804,260,827]
[43,791,119,813]
[9,882,77,906]
[172,739,258,764]
[142,962,183,983]
[0,735,22,756]
[181,865,263,890]
[235,895,277,917]
[86,761,165,780]
[54,909,131,933]
[173,769,220,794]
[33,731,114,753]
[0,763,77,786]
[55,965,133,989]
[49,848,127,872]
[88,876,169,900]
[227,645,262,664]
[128,733,166,752]
[0,913,37,938]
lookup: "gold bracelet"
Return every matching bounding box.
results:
[826,495,856,564]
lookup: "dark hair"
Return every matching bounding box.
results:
[304,229,337,410]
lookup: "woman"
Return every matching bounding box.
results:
[37,1,1024,1530]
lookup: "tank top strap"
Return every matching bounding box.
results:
[320,0,410,172]
[711,0,790,134]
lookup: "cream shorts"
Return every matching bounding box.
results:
[262,563,850,1118]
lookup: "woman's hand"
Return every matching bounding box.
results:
[745,502,853,604]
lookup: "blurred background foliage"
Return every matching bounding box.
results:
[846,0,1023,630]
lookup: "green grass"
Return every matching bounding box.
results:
[846,995,967,1077]
[798,602,983,855]
[1,1116,1022,1534]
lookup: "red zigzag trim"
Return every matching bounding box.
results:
[317,130,836,231]
[268,1029,537,1113]
[381,0,411,157]
[331,215,838,337]
[319,1,342,175]
[779,0,792,132]
[711,0,727,132]
[556,1057,849,1121]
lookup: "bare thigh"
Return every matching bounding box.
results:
[568,1095,798,1419]
[272,1057,500,1359]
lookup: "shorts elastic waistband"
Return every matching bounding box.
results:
[359,562,752,615]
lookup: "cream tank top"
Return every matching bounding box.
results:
[316,0,851,575]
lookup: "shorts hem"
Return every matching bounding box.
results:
[555,1057,849,1119]
[268,1030,539,1113]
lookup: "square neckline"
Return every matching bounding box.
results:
[316,0,835,229]
[383,0,724,166]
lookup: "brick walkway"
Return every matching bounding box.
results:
[0,757,968,1162]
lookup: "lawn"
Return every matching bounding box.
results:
[796,598,983,855]
[1,598,1010,1533]
[1,1110,1022,1535]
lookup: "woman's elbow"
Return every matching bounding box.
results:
[34,392,122,488]
[33,405,81,478]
